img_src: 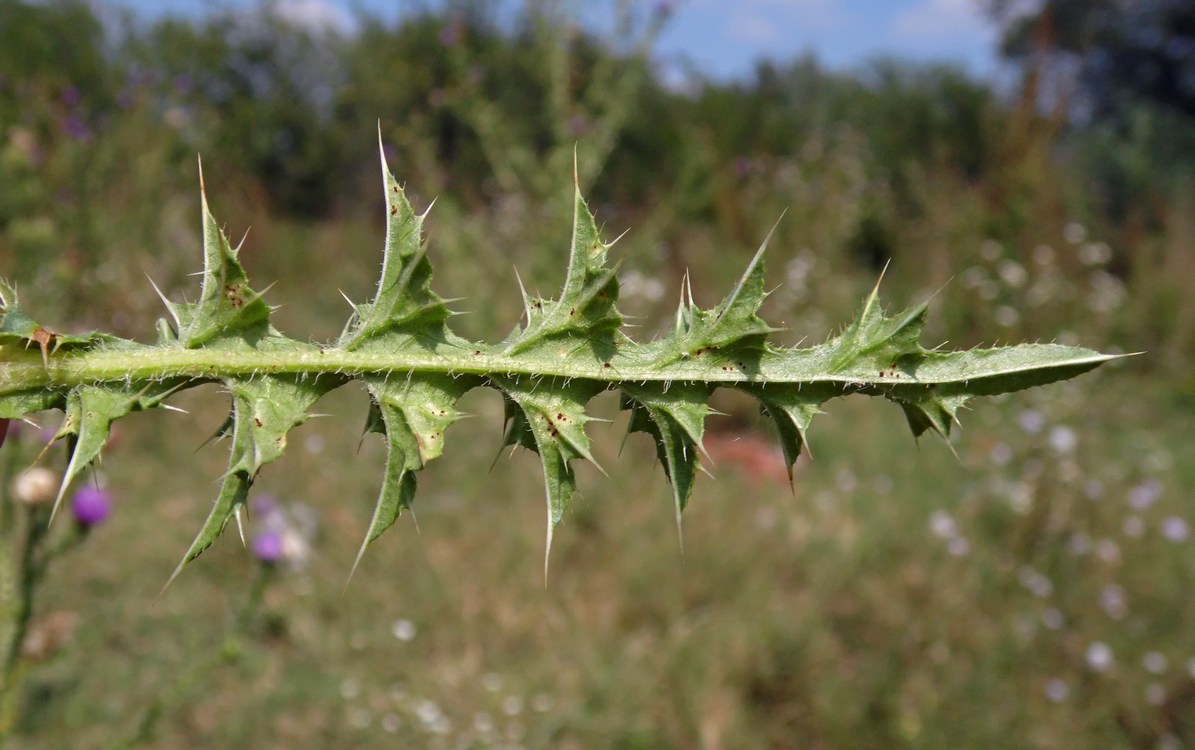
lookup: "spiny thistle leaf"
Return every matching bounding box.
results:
[350,374,476,576]
[504,178,621,355]
[173,167,272,348]
[166,373,339,587]
[0,140,1125,584]
[742,383,839,484]
[493,376,605,572]
[339,139,450,349]
[50,381,183,520]
[667,222,781,361]
[620,381,714,537]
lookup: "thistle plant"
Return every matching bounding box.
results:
[0,142,1119,586]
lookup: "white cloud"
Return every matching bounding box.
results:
[272,0,355,35]
[696,0,846,43]
[890,0,994,44]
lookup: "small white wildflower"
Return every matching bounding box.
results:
[429,715,452,735]
[1018,410,1045,434]
[1095,539,1121,564]
[1041,608,1064,630]
[1044,678,1069,703]
[947,536,970,558]
[754,507,778,531]
[1145,683,1167,706]
[1122,515,1145,539]
[960,266,987,288]
[1048,426,1077,454]
[391,619,416,642]
[11,467,58,506]
[304,432,326,454]
[1100,584,1128,619]
[1128,480,1162,510]
[1063,222,1087,245]
[1086,642,1114,672]
[1068,533,1092,556]
[990,442,1013,465]
[929,510,958,539]
[502,695,523,717]
[415,699,442,726]
[348,707,372,729]
[1017,566,1053,598]
[1033,244,1055,265]
[339,678,360,700]
[1079,241,1112,265]
[835,469,856,492]
[1161,516,1189,543]
[979,239,1003,261]
[1143,651,1168,674]
[995,305,1020,327]
[998,260,1028,288]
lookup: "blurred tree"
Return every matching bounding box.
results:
[124,8,349,217]
[992,0,1195,120]
[991,0,1195,225]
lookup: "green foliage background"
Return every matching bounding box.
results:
[0,1,1192,748]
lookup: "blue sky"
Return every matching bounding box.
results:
[113,0,1003,80]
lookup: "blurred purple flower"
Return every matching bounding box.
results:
[251,493,279,519]
[61,115,92,142]
[567,115,590,137]
[60,85,82,107]
[732,157,754,177]
[252,530,285,564]
[439,22,462,47]
[72,486,111,527]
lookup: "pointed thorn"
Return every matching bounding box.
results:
[233,226,252,253]
[146,275,181,327]
[159,560,188,599]
[347,539,369,589]
[234,505,246,547]
[675,509,685,556]
[543,524,553,589]
[377,122,388,175]
[865,258,893,309]
[513,267,531,319]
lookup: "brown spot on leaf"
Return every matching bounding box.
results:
[28,326,59,367]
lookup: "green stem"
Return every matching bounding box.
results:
[0,340,1115,398]
[0,481,54,739]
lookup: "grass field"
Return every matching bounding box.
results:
[4,4,1194,744]
[7,246,1189,747]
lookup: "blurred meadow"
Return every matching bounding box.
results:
[2,0,1194,747]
